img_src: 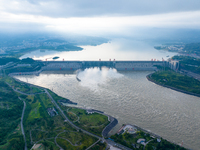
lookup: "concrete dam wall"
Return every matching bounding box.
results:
[41,61,166,71]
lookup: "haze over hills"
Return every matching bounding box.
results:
[1,1,200,150]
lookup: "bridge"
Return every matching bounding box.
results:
[41,60,167,71]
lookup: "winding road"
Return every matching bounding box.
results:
[45,89,101,140]
[7,78,131,150]
[19,98,27,150]
[45,89,131,150]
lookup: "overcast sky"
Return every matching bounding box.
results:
[1,0,200,36]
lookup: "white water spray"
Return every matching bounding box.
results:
[77,67,123,90]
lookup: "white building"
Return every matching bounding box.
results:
[137,139,146,145]
[122,125,137,134]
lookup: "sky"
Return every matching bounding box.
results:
[0,0,200,36]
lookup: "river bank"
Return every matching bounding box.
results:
[146,72,200,98]
[13,71,200,149]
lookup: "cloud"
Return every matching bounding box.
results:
[0,0,200,36]
[1,0,200,18]
[0,9,200,35]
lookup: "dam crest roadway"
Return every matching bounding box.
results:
[9,60,179,76]
[41,60,168,71]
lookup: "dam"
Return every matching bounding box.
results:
[41,60,167,71]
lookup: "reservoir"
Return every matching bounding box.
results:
[14,70,200,150]
[20,39,176,61]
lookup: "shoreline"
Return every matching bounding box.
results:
[9,73,189,149]
[10,75,118,138]
[146,72,200,98]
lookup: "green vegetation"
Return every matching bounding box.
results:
[56,135,96,150]
[23,87,98,149]
[0,57,19,65]
[58,131,82,145]
[41,44,83,51]
[111,130,186,150]
[0,76,100,150]
[57,131,97,150]
[0,77,24,149]
[47,89,66,103]
[4,76,44,94]
[155,42,200,55]
[90,141,107,150]
[183,43,200,55]
[153,65,171,71]
[0,57,44,75]
[63,107,110,137]
[16,44,83,54]
[47,89,76,105]
[111,131,145,149]
[145,139,186,150]
[150,70,200,94]
[5,63,43,75]
[172,55,200,73]
[1,44,83,58]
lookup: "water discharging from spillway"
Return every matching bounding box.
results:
[77,67,123,91]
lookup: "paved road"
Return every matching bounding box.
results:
[143,139,153,150]
[106,139,133,150]
[0,62,16,70]
[6,81,45,96]
[45,89,101,140]
[85,139,100,150]
[102,116,118,137]
[45,89,132,150]
[20,99,27,150]
[180,69,200,81]
[7,78,131,150]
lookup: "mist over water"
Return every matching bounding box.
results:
[77,67,123,91]
[20,38,177,61]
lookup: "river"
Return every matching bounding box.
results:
[14,69,200,150]
[20,38,176,61]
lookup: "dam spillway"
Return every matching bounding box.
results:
[41,60,167,71]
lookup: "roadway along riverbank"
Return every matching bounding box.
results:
[45,89,101,139]
[45,89,131,150]
[102,117,118,137]
[9,76,133,150]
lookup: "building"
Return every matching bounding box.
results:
[47,107,58,117]
[87,109,94,114]
[137,139,146,145]
[157,138,161,142]
[168,59,179,70]
[122,124,137,134]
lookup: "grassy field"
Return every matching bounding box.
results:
[23,92,98,150]
[64,107,110,137]
[90,141,107,150]
[150,71,200,94]
[47,89,70,103]
[4,76,44,94]
[27,102,42,122]
[56,133,97,150]
[58,131,82,145]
